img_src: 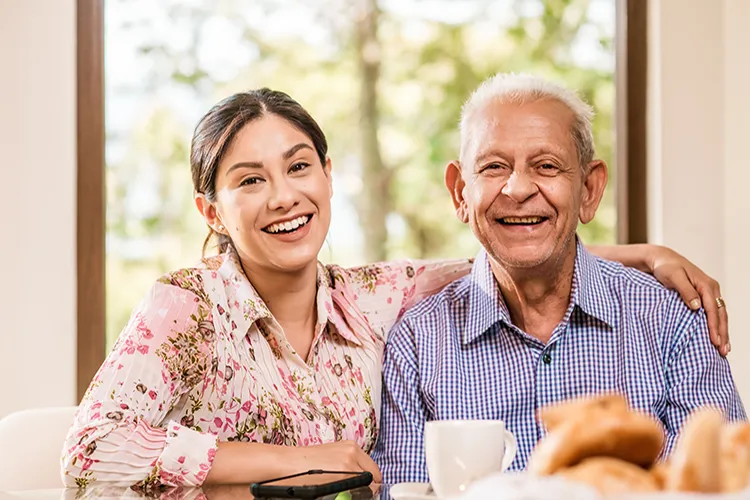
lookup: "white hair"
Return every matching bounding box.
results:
[459,73,596,170]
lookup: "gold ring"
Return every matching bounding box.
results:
[716,297,726,309]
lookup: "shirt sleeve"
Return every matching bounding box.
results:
[61,281,219,489]
[370,319,429,484]
[347,258,471,341]
[663,310,748,455]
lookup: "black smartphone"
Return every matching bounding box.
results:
[250,469,373,499]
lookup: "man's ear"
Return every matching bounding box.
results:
[445,160,469,223]
[195,193,224,233]
[579,160,608,224]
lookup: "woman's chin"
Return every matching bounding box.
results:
[267,249,321,273]
[243,235,325,274]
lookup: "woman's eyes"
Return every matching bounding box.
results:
[289,161,311,173]
[240,177,263,186]
[238,162,311,187]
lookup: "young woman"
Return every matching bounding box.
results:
[62,89,729,490]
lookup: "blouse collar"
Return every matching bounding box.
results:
[214,249,367,348]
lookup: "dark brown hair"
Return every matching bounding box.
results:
[190,88,329,255]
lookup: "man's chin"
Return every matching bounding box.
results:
[485,234,577,272]
[487,246,556,270]
[496,255,550,269]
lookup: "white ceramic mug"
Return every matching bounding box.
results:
[424,419,517,498]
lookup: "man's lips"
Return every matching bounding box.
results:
[497,216,549,225]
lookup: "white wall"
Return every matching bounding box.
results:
[723,0,750,402]
[0,0,77,417]
[0,0,746,418]
[648,0,750,403]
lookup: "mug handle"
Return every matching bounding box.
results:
[501,429,518,471]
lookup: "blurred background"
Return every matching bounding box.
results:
[2,0,749,419]
[104,0,617,347]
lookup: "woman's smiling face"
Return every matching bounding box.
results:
[202,113,333,274]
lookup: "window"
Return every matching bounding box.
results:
[77,0,647,395]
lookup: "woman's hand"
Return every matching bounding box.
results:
[205,440,381,486]
[289,441,383,483]
[647,246,729,355]
[587,244,729,356]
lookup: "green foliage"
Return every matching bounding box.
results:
[105,0,616,346]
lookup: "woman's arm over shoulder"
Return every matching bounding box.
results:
[62,272,218,489]
[336,258,472,340]
[588,243,729,353]
[399,258,473,307]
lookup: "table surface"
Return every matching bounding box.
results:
[0,485,385,500]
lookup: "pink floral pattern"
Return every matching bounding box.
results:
[62,250,470,489]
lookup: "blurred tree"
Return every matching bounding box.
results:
[105,0,616,346]
[354,0,391,263]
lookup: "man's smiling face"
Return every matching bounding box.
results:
[449,97,606,270]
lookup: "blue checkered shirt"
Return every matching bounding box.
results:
[371,240,746,485]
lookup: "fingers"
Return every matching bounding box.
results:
[669,268,703,312]
[701,290,721,350]
[654,258,730,355]
[358,452,382,483]
[720,300,729,354]
[340,441,382,483]
[697,281,729,356]
[710,285,729,354]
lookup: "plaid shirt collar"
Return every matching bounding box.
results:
[464,236,619,344]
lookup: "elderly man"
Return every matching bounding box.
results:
[370,73,746,484]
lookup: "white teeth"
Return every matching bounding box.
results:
[502,216,544,224]
[265,215,310,234]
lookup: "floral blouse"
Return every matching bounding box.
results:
[62,250,471,489]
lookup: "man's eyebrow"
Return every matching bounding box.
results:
[527,145,566,158]
[474,149,511,165]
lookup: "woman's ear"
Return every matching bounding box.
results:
[324,157,333,198]
[195,193,224,233]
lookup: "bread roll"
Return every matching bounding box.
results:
[528,409,664,475]
[557,457,659,495]
[649,460,670,490]
[664,408,722,493]
[538,393,629,431]
[719,421,750,493]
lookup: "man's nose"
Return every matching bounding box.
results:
[267,177,300,211]
[501,170,539,203]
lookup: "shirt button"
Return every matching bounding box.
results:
[542,353,552,365]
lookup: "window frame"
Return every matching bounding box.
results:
[76,0,106,398]
[616,0,649,244]
[75,0,649,398]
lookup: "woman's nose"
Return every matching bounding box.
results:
[267,177,300,211]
